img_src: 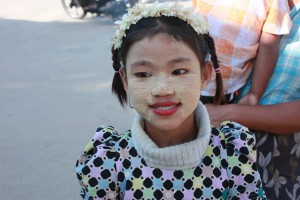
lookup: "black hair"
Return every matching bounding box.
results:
[111,16,224,107]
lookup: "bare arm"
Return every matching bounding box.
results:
[206,101,300,134]
[239,33,281,105]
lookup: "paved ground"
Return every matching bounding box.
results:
[0,0,191,199]
[0,1,136,199]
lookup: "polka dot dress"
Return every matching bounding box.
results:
[76,122,265,199]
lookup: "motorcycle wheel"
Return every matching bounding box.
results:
[62,0,86,19]
[111,2,126,21]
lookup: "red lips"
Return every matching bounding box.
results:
[150,102,180,116]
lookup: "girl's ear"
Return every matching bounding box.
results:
[201,62,212,90]
[119,68,128,91]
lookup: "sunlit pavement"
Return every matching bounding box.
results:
[0,1,134,199]
[0,0,189,199]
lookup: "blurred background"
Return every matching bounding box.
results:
[0,0,137,199]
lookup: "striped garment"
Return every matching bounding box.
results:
[192,0,292,96]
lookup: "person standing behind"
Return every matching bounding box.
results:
[192,0,292,104]
[239,0,300,198]
[206,0,300,198]
[241,0,300,106]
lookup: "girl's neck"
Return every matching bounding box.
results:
[144,114,198,148]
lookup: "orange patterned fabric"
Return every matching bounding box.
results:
[192,0,292,96]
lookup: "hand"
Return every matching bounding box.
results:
[238,92,259,105]
[205,104,232,127]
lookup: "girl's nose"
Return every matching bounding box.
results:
[151,77,175,96]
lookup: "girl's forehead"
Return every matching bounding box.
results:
[132,34,187,50]
[125,34,201,69]
[128,34,190,55]
[123,33,201,68]
[149,34,177,44]
[138,33,177,44]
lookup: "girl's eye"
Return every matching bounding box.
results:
[172,69,187,75]
[134,72,151,78]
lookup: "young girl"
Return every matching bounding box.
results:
[76,2,265,199]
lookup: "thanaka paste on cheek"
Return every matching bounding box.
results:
[173,75,201,118]
[128,82,154,120]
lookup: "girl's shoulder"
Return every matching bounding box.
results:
[219,121,254,139]
[208,125,264,198]
[90,125,130,147]
[211,121,255,140]
[75,125,132,198]
[76,125,132,161]
[75,125,132,176]
[210,121,256,162]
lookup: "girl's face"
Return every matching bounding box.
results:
[120,33,211,134]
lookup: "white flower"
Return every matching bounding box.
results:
[291,132,300,158]
[265,170,287,198]
[285,176,300,200]
[258,152,272,183]
[111,2,209,49]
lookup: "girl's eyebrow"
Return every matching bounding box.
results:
[130,57,192,68]
[168,57,191,65]
[130,60,154,68]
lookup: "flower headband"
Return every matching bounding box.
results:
[111,2,209,50]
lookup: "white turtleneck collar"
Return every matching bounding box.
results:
[131,102,211,170]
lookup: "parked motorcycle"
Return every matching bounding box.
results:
[62,0,135,20]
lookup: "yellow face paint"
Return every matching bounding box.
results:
[121,33,208,139]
